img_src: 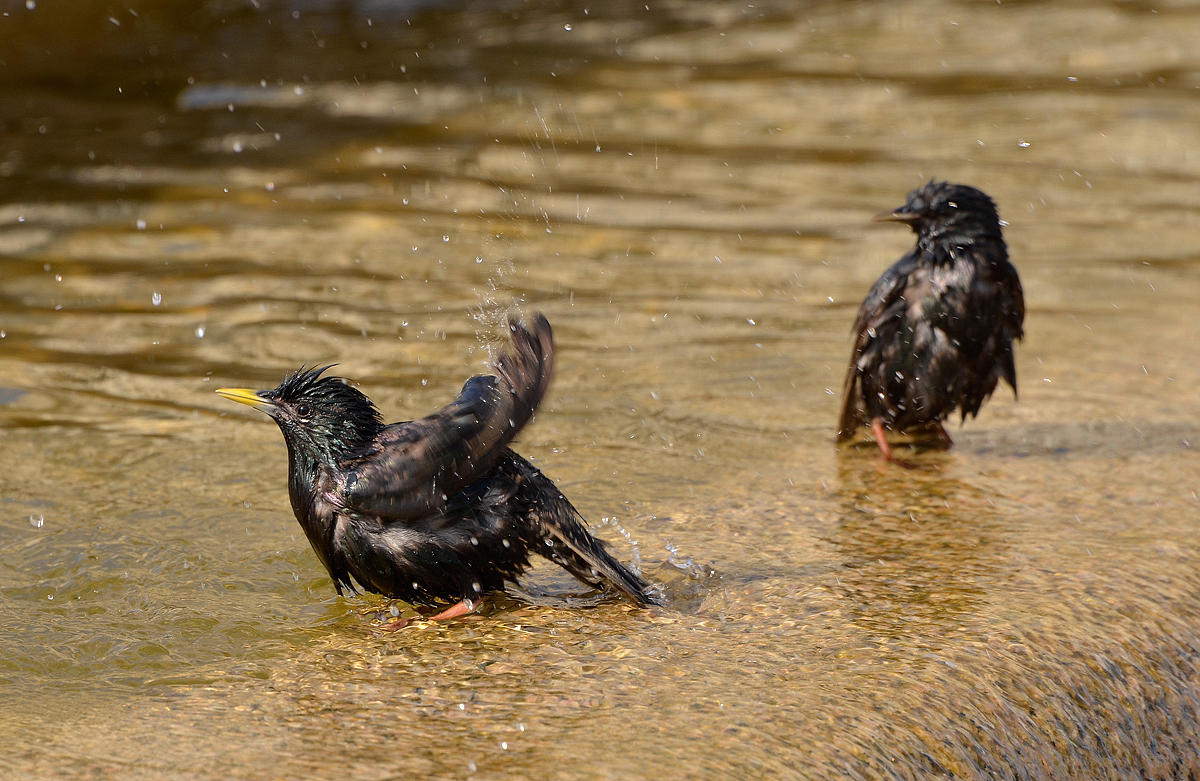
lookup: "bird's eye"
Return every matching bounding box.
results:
[295,402,312,418]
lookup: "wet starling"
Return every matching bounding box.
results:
[836,181,1025,460]
[218,313,660,618]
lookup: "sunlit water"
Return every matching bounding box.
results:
[2,1,1200,778]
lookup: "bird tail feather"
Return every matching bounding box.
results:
[518,459,662,607]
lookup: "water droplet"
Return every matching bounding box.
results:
[26,0,35,10]
[747,318,755,325]
[421,379,428,386]
[151,291,162,306]
[564,23,572,30]
[475,256,483,263]
[29,514,44,528]
[265,182,275,191]
[232,141,244,153]
[442,235,450,242]
[195,324,206,338]
[1017,139,1031,148]
[136,219,146,230]
[390,604,400,616]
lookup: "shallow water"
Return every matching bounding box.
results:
[2,0,1200,778]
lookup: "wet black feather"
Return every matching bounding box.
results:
[242,314,660,609]
[837,181,1025,440]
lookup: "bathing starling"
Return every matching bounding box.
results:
[836,181,1025,460]
[218,313,660,618]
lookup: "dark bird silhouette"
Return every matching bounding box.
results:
[218,313,660,619]
[836,181,1025,460]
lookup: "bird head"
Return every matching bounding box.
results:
[217,366,383,466]
[875,181,1003,248]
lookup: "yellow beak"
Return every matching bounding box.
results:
[216,387,275,412]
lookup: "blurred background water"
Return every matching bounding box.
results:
[2,0,1200,778]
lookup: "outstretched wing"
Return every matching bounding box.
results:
[337,313,554,521]
[836,251,918,441]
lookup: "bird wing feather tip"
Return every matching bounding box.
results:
[834,366,862,441]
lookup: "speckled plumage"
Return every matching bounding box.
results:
[837,182,1025,455]
[219,314,660,611]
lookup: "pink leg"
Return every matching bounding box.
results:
[870,419,924,468]
[870,418,894,460]
[932,421,954,449]
[427,599,477,621]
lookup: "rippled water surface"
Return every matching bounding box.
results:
[2,1,1200,778]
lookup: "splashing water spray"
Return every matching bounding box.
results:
[596,516,643,575]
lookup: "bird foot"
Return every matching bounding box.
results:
[375,617,412,633]
[931,421,954,448]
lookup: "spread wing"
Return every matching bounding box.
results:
[836,251,919,441]
[337,313,554,521]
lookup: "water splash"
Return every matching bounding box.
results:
[467,249,521,363]
[596,516,642,574]
[664,539,713,580]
